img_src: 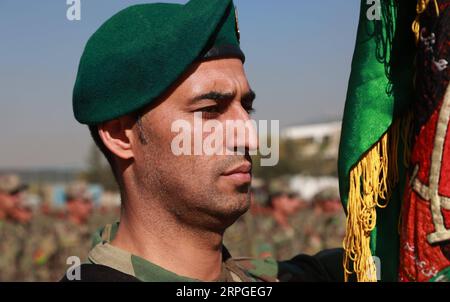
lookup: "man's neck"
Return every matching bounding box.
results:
[111,197,224,281]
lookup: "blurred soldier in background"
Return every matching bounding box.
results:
[302,187,345,255]
[288,192,308,212]
[252,191,303,260]
[224,183,346,262]
[0,175,25,220]
[24,181,94,281]
[65,182,94,226]
[224,179,303,261]
[267,192,302,229]
[0,174,29,281]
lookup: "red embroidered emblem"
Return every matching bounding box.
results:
[399,1,450,282]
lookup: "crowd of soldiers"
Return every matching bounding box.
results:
[0,173,345,281]
[224,186,346,261]
[0,175,118,281]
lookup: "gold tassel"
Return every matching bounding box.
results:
[343,113,414,282]
[343,121,400,282]
[412,0,440,44]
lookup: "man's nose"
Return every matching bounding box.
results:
[225,105,258,154]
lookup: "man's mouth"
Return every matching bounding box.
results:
[221,162,252,184]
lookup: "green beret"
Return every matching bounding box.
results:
[73,0,244,125]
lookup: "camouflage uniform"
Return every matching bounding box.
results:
[225,209,341,261]
[299,187,346,255]
[299,209,346,255]
[88,222,278,282]
[0,220,28,281]
[321,211,346,249]
[0,174,29,281]
[22,215,92,281]
[224,212,288,260]
[67,222,345,282]
[250,214,303,261]
[223,212,255,258]
[226,207,346,261]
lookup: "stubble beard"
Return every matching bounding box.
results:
[138,149,251,232]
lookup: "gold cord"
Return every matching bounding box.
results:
[412,0,440,44]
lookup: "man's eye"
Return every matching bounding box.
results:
[200,106,220,113]
[196,106,220,119]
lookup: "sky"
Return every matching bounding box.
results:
[0,0,360,169]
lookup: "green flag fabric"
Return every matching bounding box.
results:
[338,0,416,282]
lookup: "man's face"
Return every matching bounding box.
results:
[288,195,304,212]
[0,192,21,218]
[321,199,341,214]
[132,58,257,230]
[68,198,93,223]
[1,191,32,223]
[273,194,299,216]
[10,206,33,224]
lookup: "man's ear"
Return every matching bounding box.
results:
[98,115,136,160]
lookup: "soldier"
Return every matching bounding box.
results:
[250,192,303,260]
[25,182,94,281]
[302,187,346,255]
[62,0,344,282]
[65,181,94,226]
[0,174,29,281]
[0,174,25,220]
[288,192,308,212]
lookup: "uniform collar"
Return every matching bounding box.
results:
[89,222,256,282]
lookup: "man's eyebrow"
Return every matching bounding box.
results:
[192,89,256,103]
[192,91,236,103]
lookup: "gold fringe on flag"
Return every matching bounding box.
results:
[343,121,401,282]
[343,111,414,282]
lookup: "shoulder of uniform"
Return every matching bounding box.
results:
[278,248,346,282]
[233,248,346,282]
[232,257,279,282]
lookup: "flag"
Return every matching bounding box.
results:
[398,0,450,282]
[338,0,416,282]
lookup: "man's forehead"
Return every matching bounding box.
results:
[183,59,248,91]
